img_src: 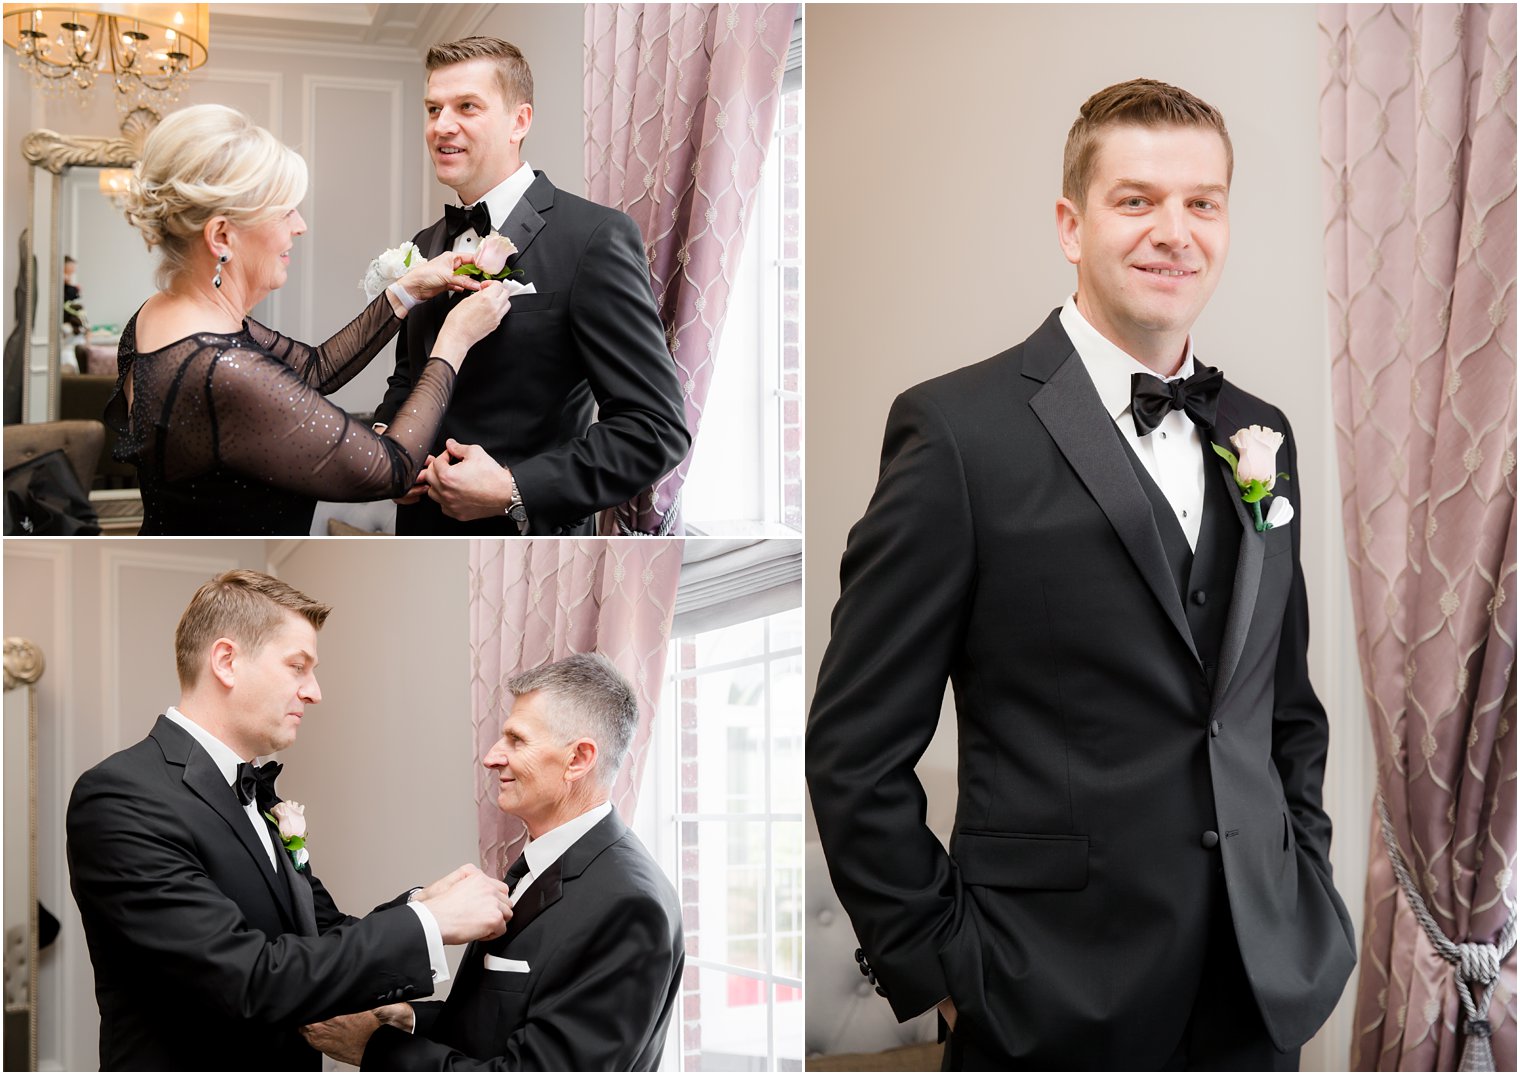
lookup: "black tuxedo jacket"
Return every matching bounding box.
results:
[66,716,435,1071]
[362,810,683,1071]
[375,171,690,535]
[806,310,1356,1067]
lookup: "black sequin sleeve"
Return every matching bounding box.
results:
[203,346,455,502]
[244,292,402,395]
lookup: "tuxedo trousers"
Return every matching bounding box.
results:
[936,860,1301,1072]
[1162,865,1300,1072]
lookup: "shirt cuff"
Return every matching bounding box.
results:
[404,897,450,985]
[387,280,422,311]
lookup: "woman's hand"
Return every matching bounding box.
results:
[432,281,514,370]
[395,249,481,303]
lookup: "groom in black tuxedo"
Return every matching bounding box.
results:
[807,80,1356,1069]
[373,36,689,536]
[300,653,684,1071]
[66,570,513,1071]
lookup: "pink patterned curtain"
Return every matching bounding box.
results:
[468,539,684,876]
[585,2,796,534]
[1321,5,1517,1070]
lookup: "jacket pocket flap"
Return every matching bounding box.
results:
[954,830,1089,890]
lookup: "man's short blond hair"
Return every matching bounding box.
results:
[175,570,330,687]
[1062,79,1233,209]
[426,36,533,107]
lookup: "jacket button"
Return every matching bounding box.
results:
[1210,720,1222,737]
[1191,589,1207,606]
[1201,830,1220,849]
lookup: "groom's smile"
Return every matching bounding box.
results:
[424,57,533,206]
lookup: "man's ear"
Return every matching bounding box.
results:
[208,637,238,690]
[511,102,533,147]
[1055,196,1083,267]
[564,737,598,785]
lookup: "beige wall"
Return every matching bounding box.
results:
[804,5,1372,1069]
[2,4,586,419]
[269,539,477,990]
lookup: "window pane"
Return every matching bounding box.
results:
[773,982,804,1071]
[770,605,803,653]
[771,821,803,981]
[681,965,771,1071]
[769,655,804,815]
[685,819,766,974]
[694,617,766,667]
[690,665,765,815]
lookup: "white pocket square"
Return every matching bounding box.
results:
[484,954,530,973]
[1265,497,1294,530]
[502,281,536,297]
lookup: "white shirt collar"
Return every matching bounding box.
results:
[462,160,535,233]
[522,800,613,878]
[1058,294,1196,422]
[164,706,254,786]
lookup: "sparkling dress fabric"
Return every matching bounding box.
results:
[1321,4,1517,1068]
[106,294,456,535]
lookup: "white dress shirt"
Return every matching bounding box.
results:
[1059,295,1207,550]
[509,800,614,905]
[451,160,535,254]
[163,707,449,983]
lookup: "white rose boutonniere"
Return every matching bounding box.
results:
[265,800,310,870]
[1212,425,1291,533]
[360,241,422,302]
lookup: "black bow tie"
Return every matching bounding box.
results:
[1130,364,1223,437]
[503,853,531,892]
[235,760,283,809]
[444,202,494,245]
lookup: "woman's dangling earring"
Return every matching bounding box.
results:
[213,253,229,289]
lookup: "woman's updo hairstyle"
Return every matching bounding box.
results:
[123,104,308,288]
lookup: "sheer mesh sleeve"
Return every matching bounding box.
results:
[243,293,403,396]
[170,343,455,502]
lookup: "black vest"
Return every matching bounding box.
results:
[1118,434,1241,691]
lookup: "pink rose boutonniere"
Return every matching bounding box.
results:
[1212,425,1293,533]
[454,232,523,282]
[265,800,310,871]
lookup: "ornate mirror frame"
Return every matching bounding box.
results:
[20,109,156,422]
[3,637,43,1072]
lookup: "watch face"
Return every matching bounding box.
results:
[507,505,529,524]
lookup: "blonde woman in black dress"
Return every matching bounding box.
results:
[108,104,514,535]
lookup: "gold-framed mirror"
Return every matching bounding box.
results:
[3,637,43,1072]
[20,110,157,424]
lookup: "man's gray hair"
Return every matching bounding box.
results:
[508,652,638,784]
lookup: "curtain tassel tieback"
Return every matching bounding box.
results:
[1378,794,1517,1072]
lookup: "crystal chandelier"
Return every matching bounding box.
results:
[3,4,210,115]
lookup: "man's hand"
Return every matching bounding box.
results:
[300,1010,381,1066]
[374,1002,416,1033]
[393,456,435,506]
[424,439,517,522]
[938,997,958,1032]
[416,864,511,944]
[396,249,480,303]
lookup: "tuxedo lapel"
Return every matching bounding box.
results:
[268,816,318,936]
[488,860,563,954]
[417,216,451,259]
[1026,329,1201,668]
[1207,396,1264,711]
[496,172,553,267]
[173,735,296,926]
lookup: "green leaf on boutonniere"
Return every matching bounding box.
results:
[285,836,305,851]
[1240,479,1271,504]
[452,264,524,281]
[1211,443,1239,471]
